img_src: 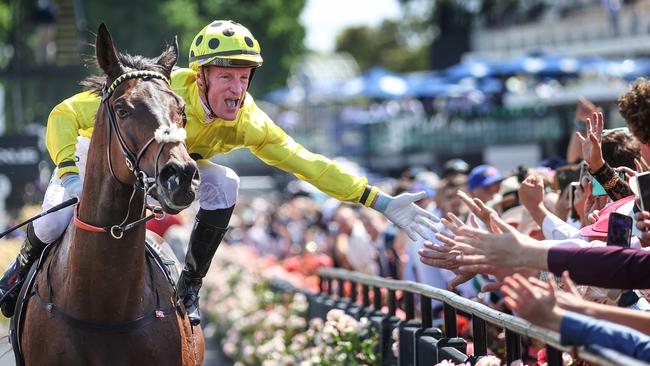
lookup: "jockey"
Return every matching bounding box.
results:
[0,20,439,324]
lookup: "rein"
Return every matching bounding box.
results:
[74,70,185,239]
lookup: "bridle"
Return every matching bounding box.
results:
[104,70,171,188]
[74,70,187,239]
[25,70,184,335]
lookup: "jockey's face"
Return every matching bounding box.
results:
[198,66,251,121]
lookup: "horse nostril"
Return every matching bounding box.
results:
[159,163,180,190]
[159,161,199,194]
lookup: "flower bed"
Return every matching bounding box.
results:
[203,245,379,365]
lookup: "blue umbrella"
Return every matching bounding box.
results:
[619,58,650,80]
[342,67,411,99]
[444,59,494,81]
[581,57,650,80]
[494,52,580,77]
[405,71,454,97]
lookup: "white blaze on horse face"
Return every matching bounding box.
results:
[154,124,187,143]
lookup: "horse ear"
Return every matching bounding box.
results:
[95,23,123,78]
[156,36,178,76]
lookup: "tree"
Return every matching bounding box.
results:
[83,0,306,94]
[335,19,429,73]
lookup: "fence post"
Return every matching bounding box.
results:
[388,289,397,316]
[505,329,521,365]
[472,316,488,357]
[398,291,420,366]
[374,286,382,312]
[443,303,457,338]
[348,280,364,319]
[404,292,414,320]
[362,284,370,307]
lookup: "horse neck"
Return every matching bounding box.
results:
[64,114,149,320]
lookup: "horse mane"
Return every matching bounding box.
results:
[80,52,171,95]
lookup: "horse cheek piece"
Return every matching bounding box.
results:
[15,24,204,366]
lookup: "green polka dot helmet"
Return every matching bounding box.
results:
[189,20,263,70]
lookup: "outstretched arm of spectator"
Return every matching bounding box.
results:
[443,213,550,270]
[501,274,650,361]
[547,245,650,289]
[552,271,650,335]
[438,208,650,290]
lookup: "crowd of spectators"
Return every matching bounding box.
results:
[146,77,650,362]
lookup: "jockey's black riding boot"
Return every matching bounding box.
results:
[177,206,234,325]
[0,223,48,317]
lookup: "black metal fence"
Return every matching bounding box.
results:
[270,268,648,366]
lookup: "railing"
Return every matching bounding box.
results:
[271,268,648,366]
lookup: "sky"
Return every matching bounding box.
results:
[300,0,402,53]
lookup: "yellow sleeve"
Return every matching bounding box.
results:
[45,91,100,178]
[245,105,378,207]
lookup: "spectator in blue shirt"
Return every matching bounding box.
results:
[501,273,650,361]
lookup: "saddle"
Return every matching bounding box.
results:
[9,230,183,366]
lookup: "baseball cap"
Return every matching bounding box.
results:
[467,165,504,191]
[579,195,636,238]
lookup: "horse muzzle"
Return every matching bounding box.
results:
[156,161,200,213]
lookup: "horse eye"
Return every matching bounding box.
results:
[180,107,187,127]
[115,108,129,119]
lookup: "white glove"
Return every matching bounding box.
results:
[61,174,83,200]
[374,191,440,241]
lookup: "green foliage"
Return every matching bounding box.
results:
[335,19,429,72]
[83,0,306,94]
[0,2,12,43]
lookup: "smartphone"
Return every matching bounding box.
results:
[568,182,579,220]
[592,172,625,197]
[607,212,632,247]
[637,171,650,212]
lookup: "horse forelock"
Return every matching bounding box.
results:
[80,52,170,96]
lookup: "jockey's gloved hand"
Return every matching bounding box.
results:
[373,191,440,241]
[61,174,83,200]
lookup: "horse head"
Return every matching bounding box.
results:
[94,23,199,214]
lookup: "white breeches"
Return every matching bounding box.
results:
[33,137,239,243]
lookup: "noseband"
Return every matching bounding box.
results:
[74,70,187,239]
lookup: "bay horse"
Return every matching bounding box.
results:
[16,24,204,365]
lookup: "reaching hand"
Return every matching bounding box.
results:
[417,212,471,270]
[456,190,499,232]
[635,211,650,247]
[500,273,564,331]
[636,157,650,173]
[576,111,605,172]
[440,213,541,269]
[551,271,587,313]
[575,97,600,125]
[379,191,440,241]
[518,175,545,212]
